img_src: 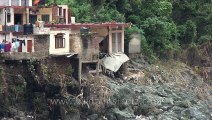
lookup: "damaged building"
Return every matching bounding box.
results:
[0,0,131,84]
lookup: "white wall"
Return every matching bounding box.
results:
[0,8,14,25]
[0,0,32,6]
[49,30,70,55]
[0,34,12,42]
[0,9,3,25]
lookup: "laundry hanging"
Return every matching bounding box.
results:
[15,41,20,48]
[0,43,4,52]
[12,38,15,43]
[0,44,3,50]
[12,42,16,52]
[4,43,11,52]
[22,40,26,46]
[15,25,19,32]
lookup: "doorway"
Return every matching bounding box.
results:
[29,15,37,24]
[27,40,32,53]
[14,14,23,24]
[18,40,22,52]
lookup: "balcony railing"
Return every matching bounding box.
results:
[0,25,23,33]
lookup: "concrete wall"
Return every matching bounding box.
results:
[34,35,49,57]
[129,33,141,54]
[0,9,3,25]
[11,0,19,6]
[0,0,32,6]
[69,34,82,54]
[71,28,80,34]
[90,27,108,37]
[49,30,70,55]
[0,34,12,42]
[37,8,53,23]
[71,26,126,54]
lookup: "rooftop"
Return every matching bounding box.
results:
[44,22,131,28]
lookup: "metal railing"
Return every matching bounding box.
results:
[1,25,23,33]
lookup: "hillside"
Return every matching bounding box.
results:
[0,0,211,120]
[46,0,212,61]
[0,52,211,119]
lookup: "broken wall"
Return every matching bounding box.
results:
[129,33,141,54]
[70,33,100,62]
[69,34,82,54]
[90,27,108,37]
[33,35,50,58]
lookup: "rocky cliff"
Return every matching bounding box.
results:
[0,49,211,120]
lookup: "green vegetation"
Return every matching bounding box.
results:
[46,0,212,60]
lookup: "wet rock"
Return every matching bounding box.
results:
[1,118,14,120]
[208,90,212,95]
[157,111,179,120]
[64,109,80,120]
[105,113,117,120]
[189,107,208,120]
[108,108,135,120]
[180,107,210,120]
[175,100,191,108]
[14,116,27,120]
[87,114,98,120]
[171,106,185,115]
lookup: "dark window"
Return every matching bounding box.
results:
[55,34,65,48]
[59,7,62,16]
[41,14,50,23]
[63,9,66,23]
[112,33,116,52]
[29,15,37,24]
[14,14,23,24]
[118,32,122,52]
[7,13,11,23]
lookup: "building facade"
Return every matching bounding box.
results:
[0,2,131,82]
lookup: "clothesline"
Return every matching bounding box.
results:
[0,38,27,53]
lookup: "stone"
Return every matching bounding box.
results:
[158,112,179,120]
[175,100,191,108]
[111,108,136,120]
[87,114,98,120]
[189,107,208,120]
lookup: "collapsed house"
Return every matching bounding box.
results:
[0,0,131,83]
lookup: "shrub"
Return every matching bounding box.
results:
[197,35,212,44]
